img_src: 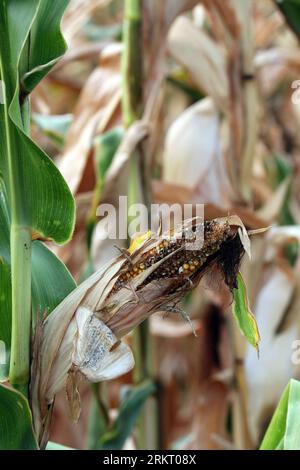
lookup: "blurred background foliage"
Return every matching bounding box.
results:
[27,0,300,449]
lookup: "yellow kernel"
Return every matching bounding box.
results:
[183,263,189,271]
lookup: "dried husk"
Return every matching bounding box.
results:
[32,216,250,443]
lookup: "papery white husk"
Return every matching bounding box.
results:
[73,307,134,382]
[45,306,135,403]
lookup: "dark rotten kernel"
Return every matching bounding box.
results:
[112,219,243,294]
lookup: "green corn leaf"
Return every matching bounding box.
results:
[260,379,300,450]
[94,127,124,187]
[46,441,74,450]
[19,1,69,94]
[275,0,300,39]
[32,113,73,149]
[0,0,75,244]
[0,384,38,449]
[31,241,76,322]
[99,380,156,450]
[87,385,109,450]
[232,273,260,351]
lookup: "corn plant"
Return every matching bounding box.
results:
[0,0,75,449]
[2,0,300,452]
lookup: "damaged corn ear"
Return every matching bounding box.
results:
[32,216,257,445]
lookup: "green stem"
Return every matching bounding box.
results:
[122,0,144,212]
[9,226,31,394]
[0,7,32,395]
[122,0,158,450]
[132,320,150,384]
[122,0,143,128]
[87,383,109,449]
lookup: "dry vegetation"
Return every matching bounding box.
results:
[16,0,300,449]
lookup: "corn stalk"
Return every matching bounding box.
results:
[121,0,158,449]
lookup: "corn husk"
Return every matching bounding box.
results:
[32,216,251,444]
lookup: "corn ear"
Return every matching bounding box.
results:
[32,216,253,444]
